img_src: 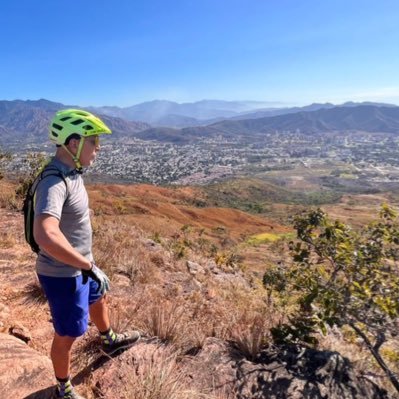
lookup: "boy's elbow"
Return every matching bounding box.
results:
[33,224,48,247]
[33,215,60,247]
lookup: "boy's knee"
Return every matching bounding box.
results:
[90,294,107,307]
[53,333,77,349]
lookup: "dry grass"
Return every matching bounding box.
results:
[21,278,47,307]
[229,312,274,361]
[0,180,19,210]
[0,230,19,248]
[121,348,200,399]
[85,210,288,365]
[118,343,237,399]
[92,217,161,284]
[139,300,186,344]
[108,298,142,334]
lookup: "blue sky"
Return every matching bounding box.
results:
[1,0,399,107]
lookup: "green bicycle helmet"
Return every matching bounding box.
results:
[49,109,112,171]
[49,109,111,145]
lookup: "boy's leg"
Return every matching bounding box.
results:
[37,274,90,398]
[88,279,140,354]
[51,332,76,379]
[89,295,110,332]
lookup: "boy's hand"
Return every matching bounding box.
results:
[82,263,110,295]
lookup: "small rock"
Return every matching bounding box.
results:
[182,277,202,294]
[207,260,217,270]
[143,239,163,252]
[207,260,220,274]
[9,324,32,343]
[186,261,204,276]
[0,303,9,313]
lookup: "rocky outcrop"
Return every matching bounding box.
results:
[0,333,54,398]
[88,337,389,399]
[183,338,389,398]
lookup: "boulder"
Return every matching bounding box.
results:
[0,333,54,398]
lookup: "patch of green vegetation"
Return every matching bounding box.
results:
[247,232,295,245]
[320,176,381,194]
[298,190,342,205]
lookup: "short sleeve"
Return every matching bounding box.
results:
[34,175,68,220]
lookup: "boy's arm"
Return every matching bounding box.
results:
[33,214,92,270]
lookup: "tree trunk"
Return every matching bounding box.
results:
[350,322,399,393]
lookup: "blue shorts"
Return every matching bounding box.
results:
[38,274,102,337]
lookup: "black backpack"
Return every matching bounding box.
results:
[23,167,68,253]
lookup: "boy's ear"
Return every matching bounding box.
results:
[67,137,81,151]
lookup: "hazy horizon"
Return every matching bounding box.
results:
[3,98,399,110]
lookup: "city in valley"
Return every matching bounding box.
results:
[5,130,399,196]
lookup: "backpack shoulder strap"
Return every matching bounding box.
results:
[29,167,68,199]
[23,167,69,253]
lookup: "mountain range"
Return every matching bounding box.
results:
[134,104,399,144]
[229,101,398,121]
[90,100,399,128]
[1,99,399,146]
[210,104,399,135]
[89,99,276,127]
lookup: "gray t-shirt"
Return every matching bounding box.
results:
[35,158,93,277]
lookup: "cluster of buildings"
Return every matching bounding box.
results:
[5,131,399,187]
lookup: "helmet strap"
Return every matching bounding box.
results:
[61,137,85,172]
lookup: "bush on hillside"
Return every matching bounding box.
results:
[0,148,11,180]
[15,152,48,199]
[264,205,399,393]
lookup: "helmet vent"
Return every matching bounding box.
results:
[52,123,63,130]
[83,125,93,130]
[71,119,84,125]
[60,116,72,122]
[51,131,59,137]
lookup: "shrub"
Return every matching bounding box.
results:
[265,205,399,393]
